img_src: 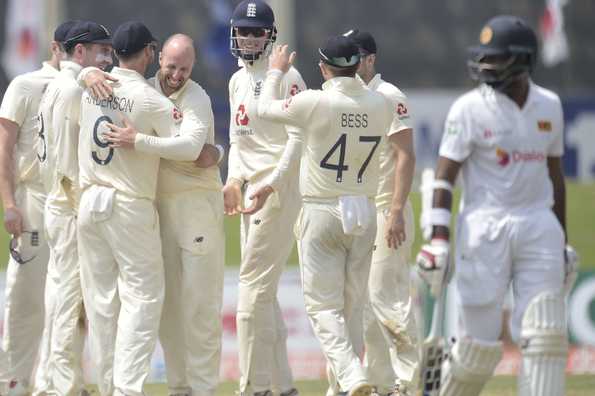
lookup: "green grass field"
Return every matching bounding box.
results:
[140,376,595,395]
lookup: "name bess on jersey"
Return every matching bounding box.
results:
[85,94,134,113]
[341,113,368,128]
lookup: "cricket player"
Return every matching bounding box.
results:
[344,30,418,396]
[85,33,225,396]
[0,21,74,396]
[256,37,408,396]
[416,16,573,396]
[37,20,113,396]
[223,1,305,395]
[77,21,206,396]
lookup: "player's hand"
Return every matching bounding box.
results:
[223,179,243,216]
[85,70,117,100]
[104,117,136,149]
[243,185,274,215]
[194,144,221,168]
[269,45,296,74]
[4,206,23,237]
[416,238,450,297]
[385,209,406,249]
[564,244,579,294]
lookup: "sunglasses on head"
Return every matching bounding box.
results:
[9,230,39,265]
[236,27,267,38]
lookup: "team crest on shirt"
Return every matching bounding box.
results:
[172,107,183,124]
[537,120,552,132]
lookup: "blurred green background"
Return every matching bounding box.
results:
[0,182,593,270]
[222,182,595,269]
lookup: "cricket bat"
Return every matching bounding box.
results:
[418,260,450,396]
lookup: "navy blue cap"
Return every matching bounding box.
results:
[468,15,537,58]
[231,0,275,29]
[63,21,112,50]
[319,35,360,68]
[54,20,80,43]
[113,21,157,55]
[343,29,376,55]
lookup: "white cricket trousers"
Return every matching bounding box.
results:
[455,209,565,341]
[44,205,86,396]
[78,188,164,396]
[2,183,49,389]
[237,179,301,395]
[32,249,56,396]
[158,188,225,396]
[296,200,376,394]
[364,201,419,394]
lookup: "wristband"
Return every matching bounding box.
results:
[430,208,451,227]
[433,179,453,192]
[215,144,225,164]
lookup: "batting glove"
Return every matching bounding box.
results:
[564,244,579,295]
[416,238,450,297]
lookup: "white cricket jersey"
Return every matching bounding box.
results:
[79,67,183,200]
[365,74,413,208]
[259,72,405,199]
[439,82,564,214]
[228,58,306,184]
[38,61,83,213]
[0,62,58,188]
[148,74,222,195]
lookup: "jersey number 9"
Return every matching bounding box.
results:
[92,115,115,166]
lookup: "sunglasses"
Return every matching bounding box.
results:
[236,27,267,38]
[9,230,39,265]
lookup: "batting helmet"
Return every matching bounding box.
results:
[467,15,538,90]
[230,0,277,62]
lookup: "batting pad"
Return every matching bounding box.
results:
[518,291,568,396]
[439,337,502,396]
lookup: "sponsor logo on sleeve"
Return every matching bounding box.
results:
[289,83,300,96]
[396,102,409,120]
[283,97,293,110]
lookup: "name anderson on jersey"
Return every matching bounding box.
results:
[85,94,134,113]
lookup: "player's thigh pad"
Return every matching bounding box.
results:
[440,337,502,396]
[517,291,567,396]
[455,212,511,306]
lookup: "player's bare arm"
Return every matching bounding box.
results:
[0,118,23,236]
[548,155,566,240]
[416,156,461,296]
[431,156,461,240]
[385,129,414,249]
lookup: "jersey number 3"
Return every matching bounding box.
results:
[92,116,114,165]
[320,133,381,183]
